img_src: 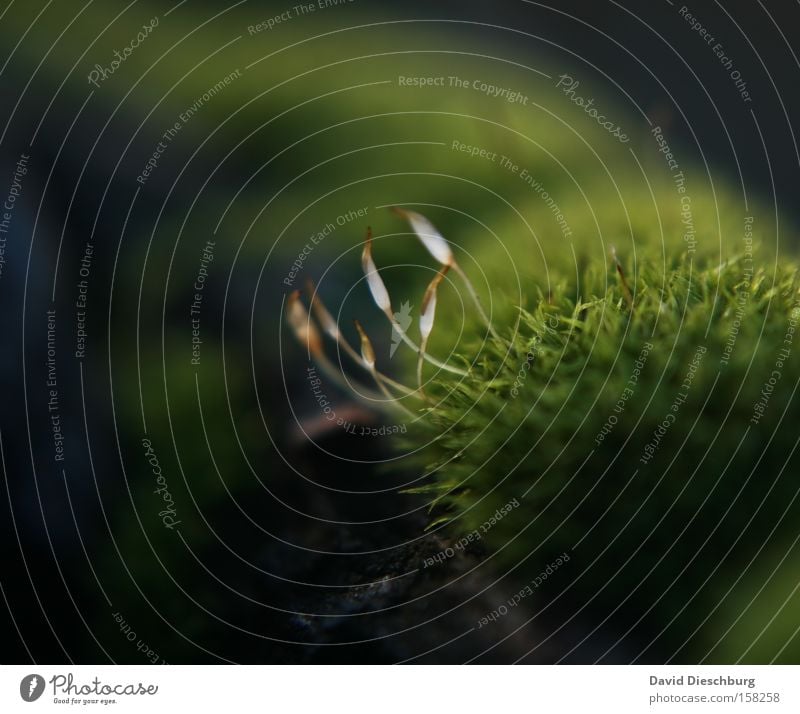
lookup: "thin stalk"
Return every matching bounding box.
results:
[306,281,420,397]
[451,261,504,343]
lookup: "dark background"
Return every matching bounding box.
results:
[1,0,799,663]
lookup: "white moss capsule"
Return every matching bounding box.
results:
[420,265,449,342]
[286,290,322,355]
[306,279,341,340]
[361,228,392,315]
[393,207,454,266]
[354,319,376,370]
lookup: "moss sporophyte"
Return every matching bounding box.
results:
[287,209,800,661]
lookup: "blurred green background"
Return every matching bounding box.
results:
[1,0,798,664]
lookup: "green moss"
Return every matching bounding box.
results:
[402,248,800,661]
